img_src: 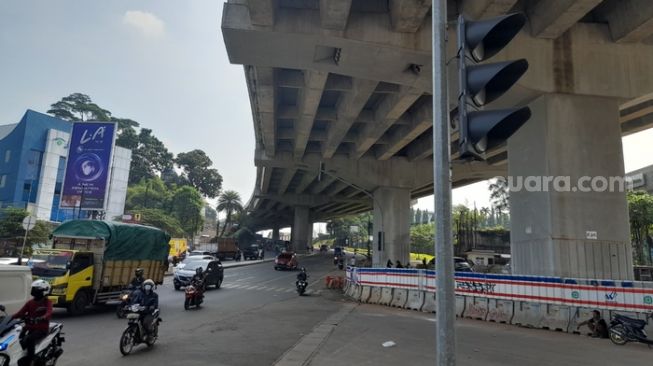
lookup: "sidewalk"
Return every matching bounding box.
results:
[275,300,652,366]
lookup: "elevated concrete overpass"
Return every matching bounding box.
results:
[222,0,653,278]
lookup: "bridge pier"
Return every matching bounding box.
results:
[373,187,411,267]
[292,206,310,254]
[508,93,633,280]
[272,225,280,241]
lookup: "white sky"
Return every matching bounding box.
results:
[1,1,652,233]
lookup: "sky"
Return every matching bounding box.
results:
[1,1,653,229]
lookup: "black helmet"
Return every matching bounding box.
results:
[135,268,144,277]
[196,267,203,276]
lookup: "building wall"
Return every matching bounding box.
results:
[626,165,653,194]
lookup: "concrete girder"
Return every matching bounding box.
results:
[354,87,423,159]
[329,181,349,196]
[597,0,653,43]
[620,93,653,135]
[225,2,653,102]
[294,170,318,194]
[377,98,432,160]
[527,0,603,39]
[254,193,366,207]
[319,0,352,30]
[248,67,276,157]
[259,166,272,194]
[460,0,519,19]
[323,78,378,158]
[294,70,329,159]
[276,168,296,195]
[246,0,277,26]
[310,175,336,195]
[389,0,431,33]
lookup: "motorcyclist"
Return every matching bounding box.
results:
[12,280,53,366]
[129,268,145,290]
[138,279,159,336]
[296,267,308,286]
[191,267,206,292]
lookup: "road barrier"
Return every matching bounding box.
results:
[344,266,653,334]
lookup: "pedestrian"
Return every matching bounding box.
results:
[577,310,609,338]
[386,259,393,268]
[395,260,404,268]
[422,258,427,268]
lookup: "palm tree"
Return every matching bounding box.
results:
[217,190,243,237]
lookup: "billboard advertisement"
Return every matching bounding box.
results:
[60,122,116,210]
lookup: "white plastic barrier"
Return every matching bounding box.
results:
[360,286,372,303]
[539,304,571,331]
[380,288,393,306]
[464,297,489,320]
[391,289,408,308]
[406,290,425,311]
[368,287,382,304]
[486,299,513,323]
[422,292,436,313]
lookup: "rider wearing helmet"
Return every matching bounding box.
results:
[191,267,206,292]
[138,279,158,335]
[296,267,308,282]
[129,268,145,290]
[12,280,53,365]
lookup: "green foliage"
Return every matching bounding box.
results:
[628,190,653,265]
[217,190,243,237]
[130,208,184,237]
[126,178,171,211]
[170,186,204,237]
[176,150,223,198]
[47,93,111,122]
[326,212,371,247]
[410,223,434,255]
[489,177,510,213]
[129,129,175,185]
[0,208,52,256]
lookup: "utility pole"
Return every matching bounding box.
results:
[432,1,455,365]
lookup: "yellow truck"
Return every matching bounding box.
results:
[169,238,188,258]
[31,220,170,315]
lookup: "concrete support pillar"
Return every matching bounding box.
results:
[292,206,310,254]
[508,93,633,280]
[372,187,411,267]
[272,226,280,241]
[306,223,314,251]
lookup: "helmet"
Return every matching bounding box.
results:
[300,267,306,273]
[31,279,50,298]
[195,267,203,276]
[135,268,144,277]
[143,279,155,292]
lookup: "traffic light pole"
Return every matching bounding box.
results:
[432,1,455,365]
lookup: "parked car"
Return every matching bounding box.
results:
[243,244,263,260]
[174,259,224,290]
[274,252,298,270]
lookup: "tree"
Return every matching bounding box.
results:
[131,208,184,237]
[125,178,171,211]
[628,191,653,265]
[489,177,510,216]
[170,186,204,238]
[176,150,223,198]
[129,129,175,184]
[0,208,51,256]
[410,223,434,256]
[47,93,111,122]
[217,190,243,237]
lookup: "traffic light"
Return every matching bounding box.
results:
[457,13,532,160]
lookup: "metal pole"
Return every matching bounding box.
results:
[433,1,455,365]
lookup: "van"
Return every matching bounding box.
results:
[0,264,31,314]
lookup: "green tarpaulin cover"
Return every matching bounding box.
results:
[51,220,170,261]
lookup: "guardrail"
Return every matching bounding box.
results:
[344,267,653,333]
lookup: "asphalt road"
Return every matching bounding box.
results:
[54,252,345,366]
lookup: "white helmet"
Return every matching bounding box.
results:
[143,279,155,292]
[31,279,50,297]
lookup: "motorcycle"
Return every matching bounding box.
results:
[119,304,161,356]
[608,313,653,346]
[337,258,344,270]
[333,256,339,265]
[184,283,204,310]
[0,304,65,366]
[296,279,308,296]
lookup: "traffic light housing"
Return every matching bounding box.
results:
[457,13,532,160]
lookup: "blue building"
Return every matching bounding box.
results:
[0,110,132,222]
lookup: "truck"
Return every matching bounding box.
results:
[31,220,170,315]
[200,237,241,261]
[169,238,188,258]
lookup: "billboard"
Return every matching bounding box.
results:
[60,122,116,210]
